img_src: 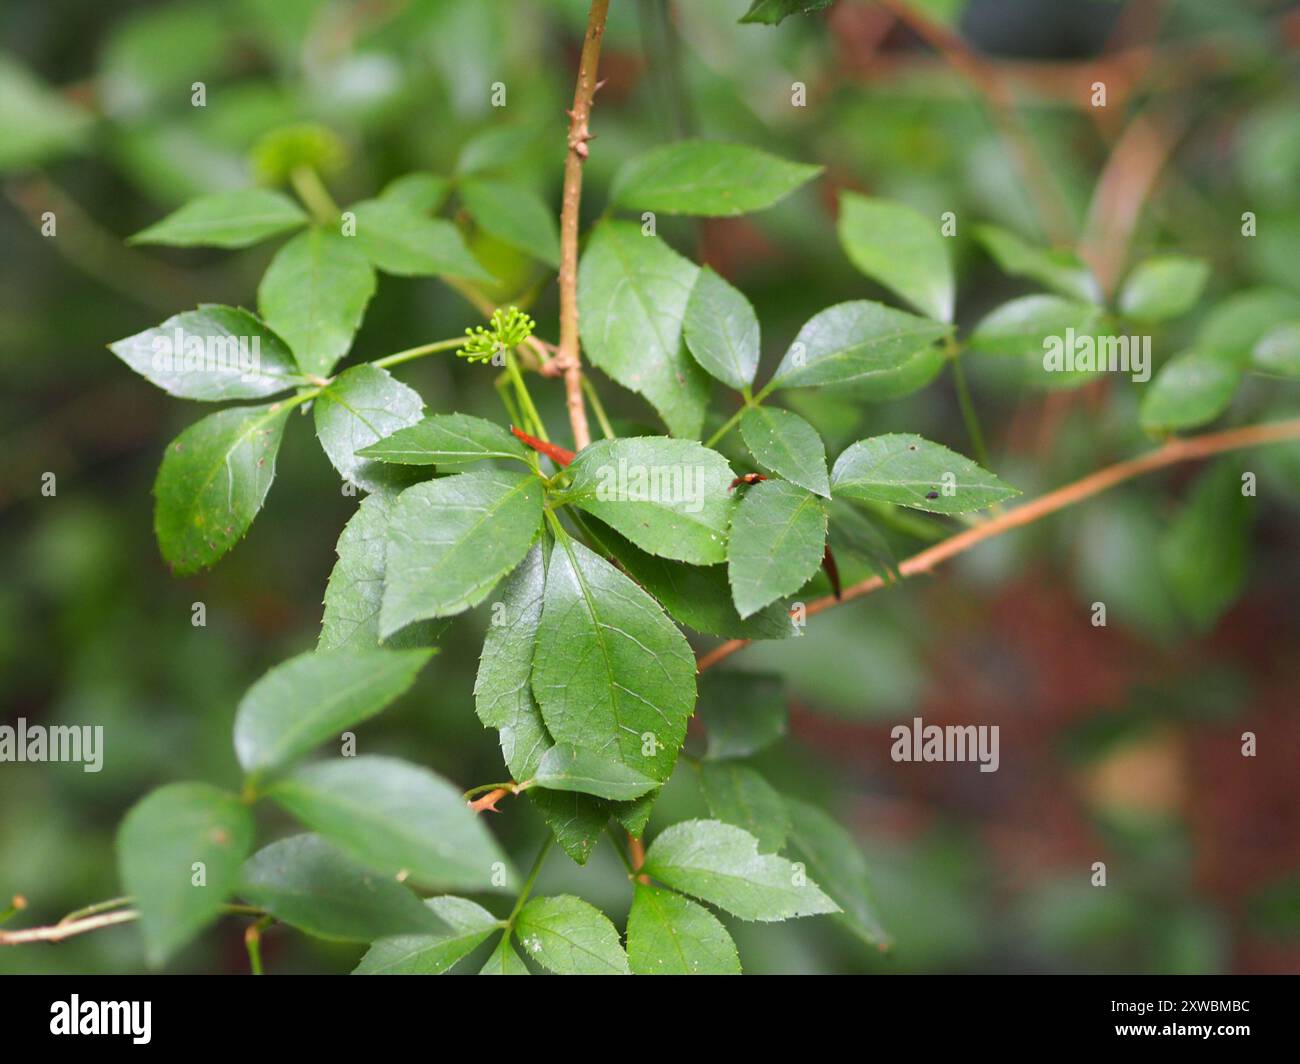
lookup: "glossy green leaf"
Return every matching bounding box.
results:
[1139,351,1242,433]
[379,470,543,634]
[641,819,839,921]
[1253,322,1300,377]
[683,266,761,391]
[110,305,305,400]
[727,479,826,618]
[739,0,833,24]
[837,192,953,321]
[238,834,445,943]
[460,177,560,267]
[535,744,661,801]
[480,934,530,975]
[349,198,491,280]
[627,883,741,975]
[973,224,1100,303]
[767,301,950,391]
[234,647,432,778]
[585,521,798,641]
[830,345,947,402]
[968,295,1102,358]
[358,413,528,467]
[267,755,510,892]
[116,783,253,966]
[739,406,830,497]
[353,896,500,974]
[130,188,307,247]
[697,672,787,761]
[699,762,790,853]
[1159,461,1253,631]
[784,797,889,947]
[1118,255,1210,322]
[533,534,696,783]
[313,365,426,494]
[257,228,376,378]
[153,400,293,575]
[319,494,441,651]
[613,140,820,217]
[379,172,451,212]
[578,221,709,437]
[561,437,735,565]
[474,545,610,865]
[514,895,630,974]
[831,434,1018,514]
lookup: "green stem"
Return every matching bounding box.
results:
[704,396,755,449]
[949,347,991,469]
[245,915,273,976]
[506,839,553,929]
[290,166,340,226]
[506,351,549,443]
[58,896,132,925]
[372,336,464,370]
[583,377,616,440]
[464,781,516,800]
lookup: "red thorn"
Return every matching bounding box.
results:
[822,544,842,600]
[511,426,575,467]
[469,788,510,814]
[728,473,768,492]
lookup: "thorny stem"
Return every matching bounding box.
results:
[556,0,612,452]
[695,417,1300,673]
[627,834,649,885]
[506,839,553,930]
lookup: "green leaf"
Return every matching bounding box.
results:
[130,188,307,248]
[109,305,305,400]
[585,521,798,641]
[319,495,441,651]
[561,437,735,565]
[0,53,92,171]
[837,192,954,321]
[968,295,1102,358]
[831,434,1019,514]
[697,671,787,760]
[480,934,530,975]
[116,783,253,966]
[1139,351,1242,433]
[379,470,544,634]
[641,819,839,921]
[153,400,293,575]
[767,301,950,391]
[727,479,827,618]
[1197,288,1300,366]
[358,413,528,467]
[1118,255,1210,322]
[627,883,741,975]
[514,895,630,974]
[233,647,433,778]
[739,406,830,497]
[535,744,661,801]
[1253,322,1300,377]
[698,762,790,853]
[460,177,560,267]
[973,224,1100,303]
[349,198,491,280]
[578,221,708,437]
[739,0,834,25]
[533,534,696,783]
[683,266,761,391]
[238,834,445,943]
[613,140,820,217]
[474,545,609,865]
[353,896,500,974]
[257,228,376,378]
[379,172,451,213]
[784,797,889,947]
[829,345,947,402]
[313,365,426,493]
[266,755,510,892]
[1159,460,1253,632]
